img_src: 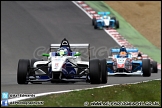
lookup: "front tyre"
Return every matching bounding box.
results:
[116,20,119,29]
[17,59,30,84]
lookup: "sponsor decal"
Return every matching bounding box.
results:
[55,63,59,67]
[117,64,124,68]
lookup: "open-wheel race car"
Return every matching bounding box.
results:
[92,12,119,29]
[17,38,107,84]
[107,46,156,76]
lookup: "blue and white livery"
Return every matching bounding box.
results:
[92,12,119,29]
[17,38,108,84]
[107,46,151,77]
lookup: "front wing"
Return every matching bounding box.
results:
[108,71,143,76]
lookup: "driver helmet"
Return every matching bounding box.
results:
[103,16,107,19]
[137,52,142,57]
[57,47,68,56]
[120,45,127,52]
[137,52,142,60]
[119,45,127,57]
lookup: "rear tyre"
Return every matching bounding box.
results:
[90,59,101,84]
[116,20,119,29]
[142,59,151,77]
[17,59,30,84]
[92,18,96,26]
[100,59,107,84]
[94,21,98,29]
[151,61,158,73]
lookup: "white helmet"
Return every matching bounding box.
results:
[103,16,107,19]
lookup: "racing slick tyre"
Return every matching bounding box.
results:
[100,59,107,84]
[142,59,151,77]
[17,59,30,84]
[94,21,98,29]
[116,20,119,29]
[92,18,96,26]
[151,61,158,73]
[90,59,102,84]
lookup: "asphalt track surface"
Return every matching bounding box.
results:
[1,1,161,96]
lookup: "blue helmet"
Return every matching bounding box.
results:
[120,45,127,52]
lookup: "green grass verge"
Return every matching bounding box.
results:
[84,1,161,64]
[9,80,161,107]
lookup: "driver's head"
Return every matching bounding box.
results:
[138,52,142,57]
[120,45,126,52]
[120,51,126,56]
[103,16,107,19]
[57,47,68,56]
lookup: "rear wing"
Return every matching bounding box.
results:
[111,48,138,53]
[50,44,90,60]
[98,12,110,15]
[50,44,90,49]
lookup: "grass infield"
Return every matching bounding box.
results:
[9,80,161,107]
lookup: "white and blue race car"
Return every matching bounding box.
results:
[92,12,119,29]
[107,46,157,76]
[17,38,107,84]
